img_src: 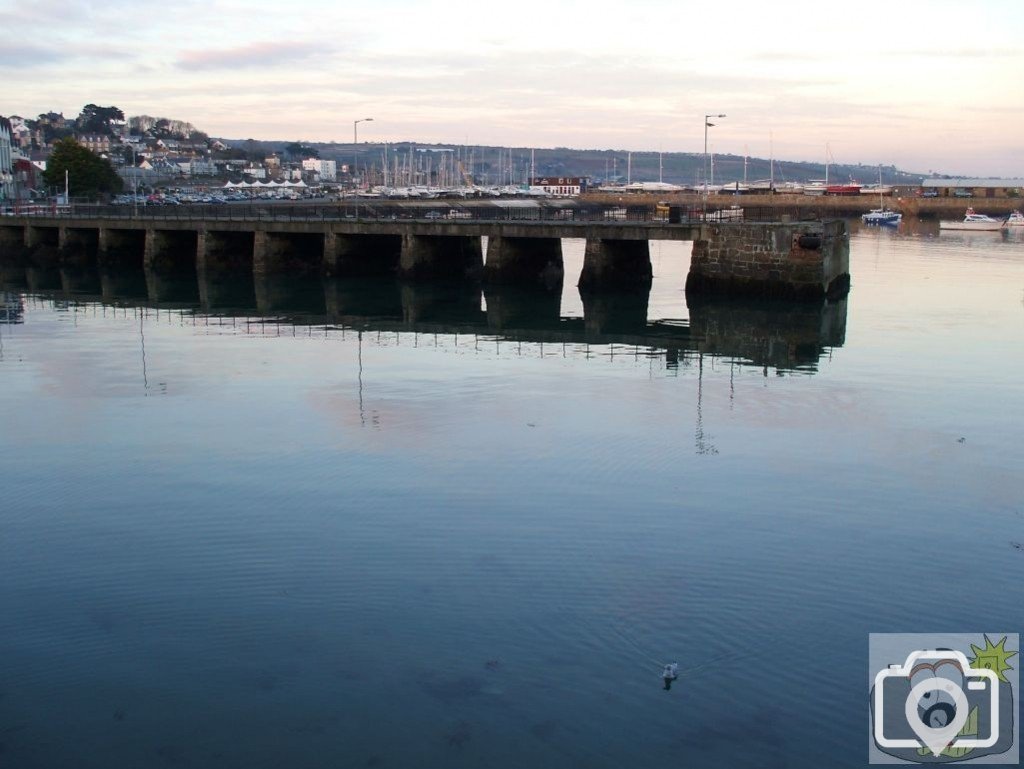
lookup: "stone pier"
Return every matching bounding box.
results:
[1,212,852,303]
[687,221,849,300]
[578,238,652,292]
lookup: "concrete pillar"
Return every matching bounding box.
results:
[143,229,163,269]
[323,231,336,273]
[324,233,401,277]
[398,234,483,281]
[484,236,563,287]
[196,230,209,274]
[578,238,652,293]
[252,231,271,275]
[686,221,850,300]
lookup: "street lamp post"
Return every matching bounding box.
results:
[128,144,138,218]
[703,113,725,218]
[353,117,373,189]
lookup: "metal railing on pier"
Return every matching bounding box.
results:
[2,201,825,226]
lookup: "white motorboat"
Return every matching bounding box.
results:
[1004,210,1024,227]
[939,208,1004,231]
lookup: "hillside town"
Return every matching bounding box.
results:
[0,105,340,202]
[3,105,1023,207]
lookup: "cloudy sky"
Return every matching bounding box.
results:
[3,0,1022,176]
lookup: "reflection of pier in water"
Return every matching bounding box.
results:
[1,265,846,374]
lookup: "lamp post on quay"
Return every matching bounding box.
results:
[127,144,138,218]
[353,117,374,189]
[703,113,725,218]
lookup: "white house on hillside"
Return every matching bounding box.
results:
[0,117,13,200]
[302,158,337,182]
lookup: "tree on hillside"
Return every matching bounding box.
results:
[285,141,319,159]
[243,138,267,161]
[76,104,125,135]
[43,138,123,197]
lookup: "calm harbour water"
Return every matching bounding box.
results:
[1,225,1023,768]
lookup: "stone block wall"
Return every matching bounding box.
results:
[687,220,849,300]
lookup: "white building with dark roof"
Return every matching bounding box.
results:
[0,116,14,200]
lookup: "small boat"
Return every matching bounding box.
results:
[861,166,901,226]
[803,179,827,196]
[862,208,902,226]
[939,208,1004,231]
[826,183,862,196]
[1004,210,1024,227]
